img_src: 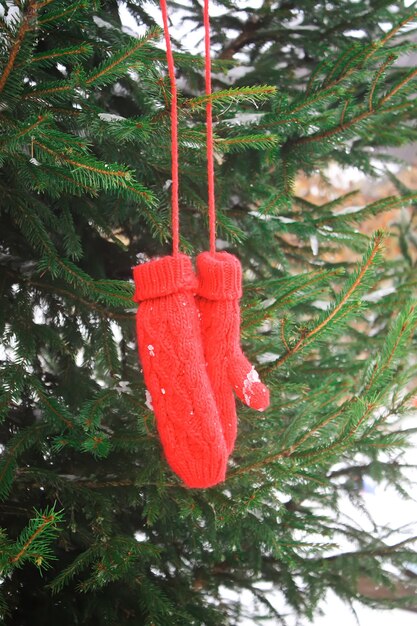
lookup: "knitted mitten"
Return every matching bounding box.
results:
[196,251,270,454]
[133,254,228,488]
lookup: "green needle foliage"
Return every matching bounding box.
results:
[1,0,417,624]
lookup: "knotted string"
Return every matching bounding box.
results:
[159,0,216,255]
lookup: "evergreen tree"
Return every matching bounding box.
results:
[1,0,417,623]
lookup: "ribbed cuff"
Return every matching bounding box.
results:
[196,252,242,300]
[132,254,197,302]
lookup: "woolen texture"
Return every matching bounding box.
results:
[133,254,228,488]
[196,251,270,454]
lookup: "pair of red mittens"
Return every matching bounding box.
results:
[133,252,269,488]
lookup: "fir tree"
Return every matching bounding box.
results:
[1,1,417,624]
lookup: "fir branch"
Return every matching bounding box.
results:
[0,0,37,94]
[217,134,278,152]
[363,303,417,393]
[340,98,349,125]
[280,317,290,352]
[33,0,56,9]
[271,232,383,369]
[296,66,417,147]
[185,85,277,109]
[289,85,341,114]
[0,114,47,148]
[34,390,74,430]
[282,406,346,458]
[323,42,365,87]
[31,140,155,203]
[9,513,55,564]
[47,545,100,593]
[294,108,372,146]
[379,10,417,47]
[22,81,72,100]
[6,504,63,571]
[35,164,98,196]
[308,10,417,95]
[37,1,89,26]
[50,258,134,305]
[85,27,161,87]
[322,535,417,562]
[368,55,396,112]
[0,423,52,500]
[8,204,137,308]
[5,269,133,320]
[24,43,93,67]
[379,66,417,107]
[296,400,377,462]
[33,140,132,182]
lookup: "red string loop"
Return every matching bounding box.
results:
[203,0,216,254]
[160,0,216,254]
[159,0,179,256]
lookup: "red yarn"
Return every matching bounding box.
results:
[204,0,216,254]
[160,0,179,256]
[133,254,228,487]
[196,252,270,454]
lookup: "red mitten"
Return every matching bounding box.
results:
[196,251,270,454]
[133,254,228,488]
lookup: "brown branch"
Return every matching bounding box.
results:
[379,11,417,47]
[379,66,417,107]
[218,15,264,60]
[368,55,395,112]
[340,99,349,125]
[9,514,55,565]
[0,1,37,94]
[23,83,71,100]
[280,317,290,351]
[358,575,417,611]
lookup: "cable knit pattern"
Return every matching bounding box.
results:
[196,251,270,454]
[133,254,228,488]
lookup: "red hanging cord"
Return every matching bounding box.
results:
[159,0,179,256]
[203,0,216,254]
[160,0,216,255]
